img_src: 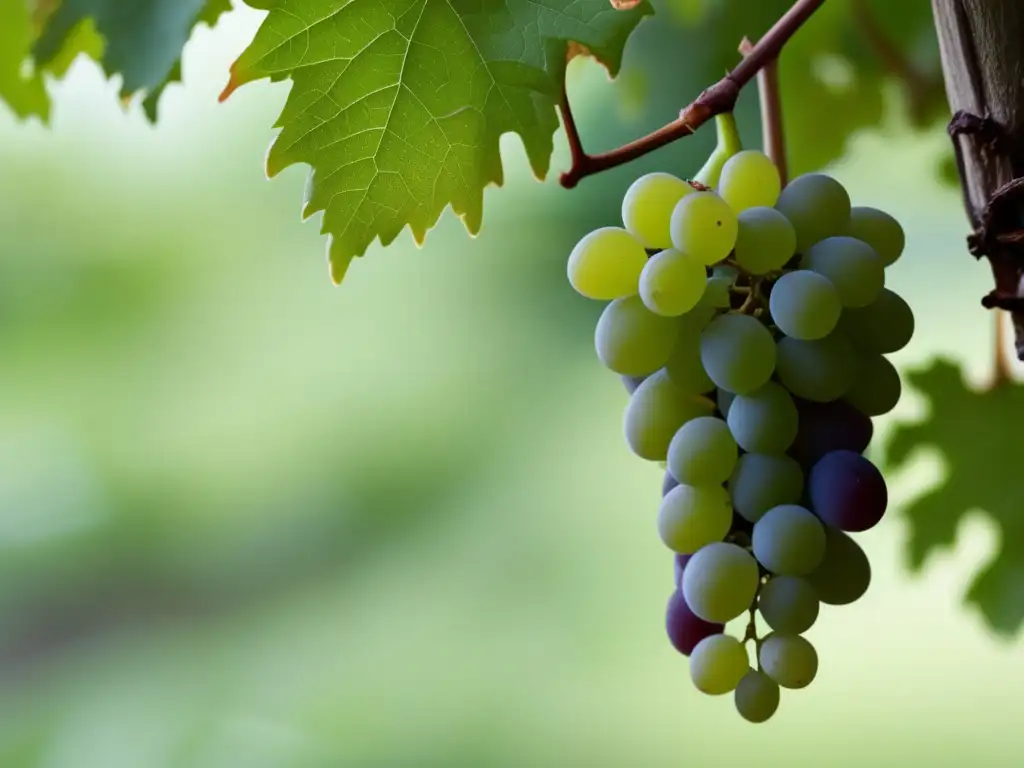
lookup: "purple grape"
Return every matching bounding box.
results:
[789,399,872,467]
[666,589,724,655]
[674,553,691,587]
[808,450,888,532]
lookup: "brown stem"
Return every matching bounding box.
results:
[739,38,788,186]
[558,0,826,188]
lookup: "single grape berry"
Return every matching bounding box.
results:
[666,589,724,656]
[808,450,888,532]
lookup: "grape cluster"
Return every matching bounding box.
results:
[567,149,912,723]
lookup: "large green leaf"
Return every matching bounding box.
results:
[0,0,49,120]
[33,0,232,121]
[222,0,653,283]
[883,359,1024,635]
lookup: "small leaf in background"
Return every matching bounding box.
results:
[0,0,49,120]
[221,0,653,284]
[883,358,1024,636]
[32,0,232,121]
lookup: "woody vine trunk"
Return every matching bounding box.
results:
[932,0,1024,360]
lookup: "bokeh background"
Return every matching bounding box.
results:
[0,3,1019,767]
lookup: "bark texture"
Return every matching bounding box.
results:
[932,0,1024,357]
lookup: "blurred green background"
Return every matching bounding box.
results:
[0,3,1019,767]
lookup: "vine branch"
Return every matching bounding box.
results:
[558,0,826,188]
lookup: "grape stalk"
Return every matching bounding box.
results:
[566,108,913,721]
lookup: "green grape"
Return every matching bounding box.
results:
[717,389,736,418]
[703,274,733,308]
[774,173,851,252]
[658,483,733,554]
[595,296,679,376]
[667,416,738,486]
[624,370,715,460]
[622,172,694,249]
[670,191,739,266]
[803,236,885,308]
[758,575,819,634]
[665,326,715,394]
[718,150,782,213]
[843,353,902,416]
[639,248,707,316]
[682,542,760,623]
[728,453,804,523]
[769,270,842,341]
[567,227,649,300]
[734,669,780,723]
[846,206,905,267]
[733,207,797,275]
[775,335,857,402]
[759,634,818,690]
[806,525,871,605]
[690,634,750,695]
[700,314,776,395]
[837,288,914,354]
[726,382,798,454]
[752,505,826,576]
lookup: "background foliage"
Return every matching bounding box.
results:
[0,0,1020,765]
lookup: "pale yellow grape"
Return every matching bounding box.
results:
[718,150,782,213]
[690,634,749,695]
[734,207,797,274]
[639,248,707,316]
[734,670,780,723]
[595,296,679,376]
[567,227,648,300]
[622,173,694,249]
[682,541,760,623]
[759,634,819,689]
[657,484,732,554]
[624,370,715,460]
[670,191,739,265]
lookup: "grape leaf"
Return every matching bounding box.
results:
[221,0,653,283]
[0,0,49,119]
[33,0,232,121]
[883,358,1024,635]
